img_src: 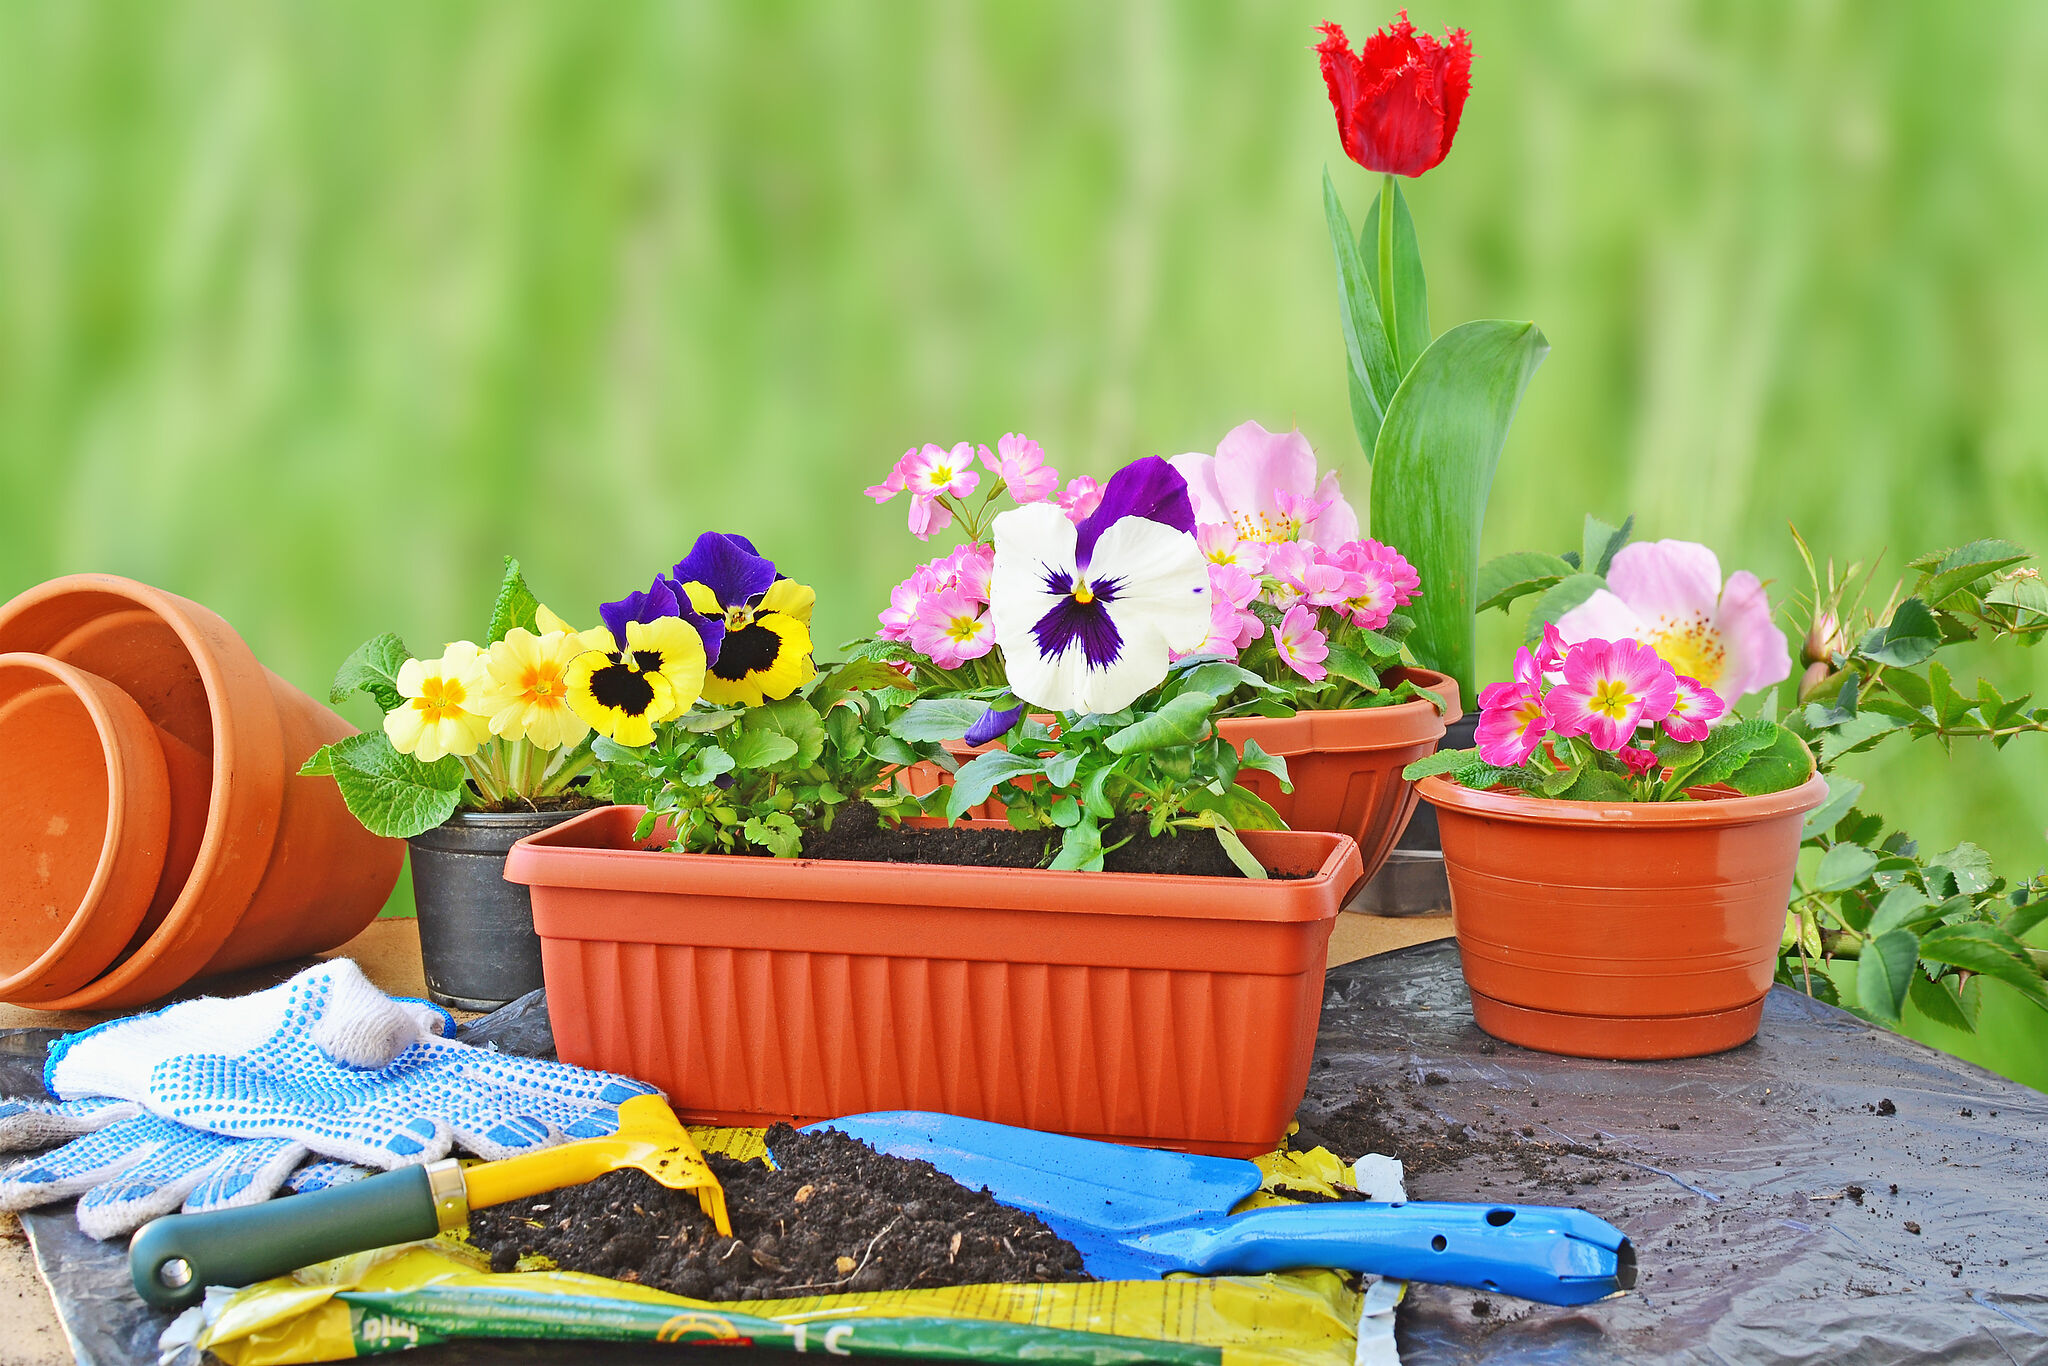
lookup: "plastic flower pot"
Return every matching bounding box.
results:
[0,575,405,1009]
[409,808,593,1012]
[505,807,1362,1157]
[1214,667,1460,886]
[1417,771,1831,1060]
[0,654,209,1002]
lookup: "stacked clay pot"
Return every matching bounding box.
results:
[0,575,404,1010]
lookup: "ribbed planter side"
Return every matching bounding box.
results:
[507,808,1359,1157]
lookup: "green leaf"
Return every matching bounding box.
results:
[1856,598,1940,668]
[330,634,411,712]
[1682,716,1779,788]
[1042,747,1083,789]
[298,745,338,777]
[1475,551,1574,615]
[1212,825,1269,880]
[1916,539,2030,607]
[2001,895,2048,943]
[1184,784,1286,832]
[1723,727,1815,796]
[1815,843,1879,892]
[741,812,803,858]
[1856,928,1920,1024]
[675,746,738,787]
[486,556,540,645]
[1917,923,2048,1004]
[1985,574,2048,619]
[321,731,467,839]
[1320,640,1381,691]
[1559,767,1632,801]
[677,707,744,733]
[725,728,799,770]
[1580,514,1635,578]
[1908,972,1976,1035]
[1325,170,1398,457]
[1801,775,1864,839]
[1236,738,1291,787]
[1928,661,1972,727]
[1522,574,1606,644]
[819,660,914,694]
[1402,747,1482,781]
[1866,885,1934,937]
[748,697,827,769]
[947,750,1045,821]
[1361,181,1431,376]
[1929,841,1995,895]
[1107,692,1216,754]
[890,698,993,743]
[1371,319,1548,703]
[1048,820,1103,871]
[1174,660,1273,700]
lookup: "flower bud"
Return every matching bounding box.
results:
[1803,611,1844,666]
[1798,661,1835,701]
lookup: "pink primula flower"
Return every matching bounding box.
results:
[1275,604,1330,682]
[1169,420,1360,548]
[1195,523,1269,576]
[1191,563,1265,660]
[1618,745,1661,777]
[1555,539,1792,705]
[1662,674,1729,743]
[931,541,996,603]
[1341,562,1401,632]
[877,564,939,642]
[1327,539,1421,607]
[1474,647,1549,767]
[908,589,995,669]
[1261,542,1317,610]
[1056,475,1103,523]
[869,443,982,541]
[1535,621,1569,675]
[979,433,1060,503]
[1544,638,1680,752]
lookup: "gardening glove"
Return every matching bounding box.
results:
[45,958,656,1170]
[0,1096,369,1239]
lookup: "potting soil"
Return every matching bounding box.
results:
[466,1123,1091,1297]
[799,813,1286,877]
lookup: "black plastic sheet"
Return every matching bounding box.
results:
[9,950,2048,1365]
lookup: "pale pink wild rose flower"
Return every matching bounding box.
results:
[1169,420,1360,548]
[1555,539,1791,706]
[1195,523,1270,576]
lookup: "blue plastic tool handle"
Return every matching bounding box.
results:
[1140,1200,1635,1307]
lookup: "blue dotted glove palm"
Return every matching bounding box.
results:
[0,1096,364,1239]
[46,959,654,1170]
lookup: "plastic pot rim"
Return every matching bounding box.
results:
[1417,770,1832,829]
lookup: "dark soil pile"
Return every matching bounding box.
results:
[467,1123,1092,1300]
[1304,1081,1618,1194]
[800,813,1295,878]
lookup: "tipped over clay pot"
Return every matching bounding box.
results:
[0,574,405,1009]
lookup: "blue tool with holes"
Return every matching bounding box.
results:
[806,1112,1634,1306]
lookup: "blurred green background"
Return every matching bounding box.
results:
[3,3,2043,1064]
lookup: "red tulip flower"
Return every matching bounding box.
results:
[1316,12,1473,178]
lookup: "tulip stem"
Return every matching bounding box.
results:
[1377,171,1396,359]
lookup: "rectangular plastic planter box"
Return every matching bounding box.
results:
[505,807,1362,1158]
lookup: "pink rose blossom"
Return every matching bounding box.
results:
[1474,647,1549,767]
[1662,674,1729,743]
[908,589,995,669]
[979,433,1060,503]
[1544,638,1680,752]
[1618,745,1660,777]
[1056,475,1103,522]
[1275,604,1329,682]
[1168,420,1360,548]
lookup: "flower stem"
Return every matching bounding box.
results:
[1377,171,1396,356]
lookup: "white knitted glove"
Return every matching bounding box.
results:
[47,959,654,1169]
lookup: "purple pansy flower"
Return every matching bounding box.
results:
[599,575,726,665]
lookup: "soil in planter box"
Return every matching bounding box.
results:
[467,1123,1093,1300]
[800,813,1297,878]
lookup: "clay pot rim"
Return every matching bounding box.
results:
[1417,770,1831,828]
[0,653,170,997]
[0,574,287,1009]
[507,807,1359,924]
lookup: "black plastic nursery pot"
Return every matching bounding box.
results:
[407,807,595,1011]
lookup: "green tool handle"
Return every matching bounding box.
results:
[129,1166,441,1311]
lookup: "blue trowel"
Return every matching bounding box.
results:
[798,1112,1633,1306]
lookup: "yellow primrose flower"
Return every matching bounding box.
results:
[476,628,590,751]
[565,614,708,748]
[384,642,494,762]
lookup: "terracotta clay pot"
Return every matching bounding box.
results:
[0,575,405,1009]
[507,809,1361,1158]
[1214,667,1460,887]
[1418,772,1831,1060]
[0,655,201,1001]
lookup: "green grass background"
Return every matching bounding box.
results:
[2,4,2043,1071]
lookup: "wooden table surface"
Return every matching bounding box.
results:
[0,909,1451,1363]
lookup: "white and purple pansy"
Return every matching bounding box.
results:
[987,456,1210,714]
